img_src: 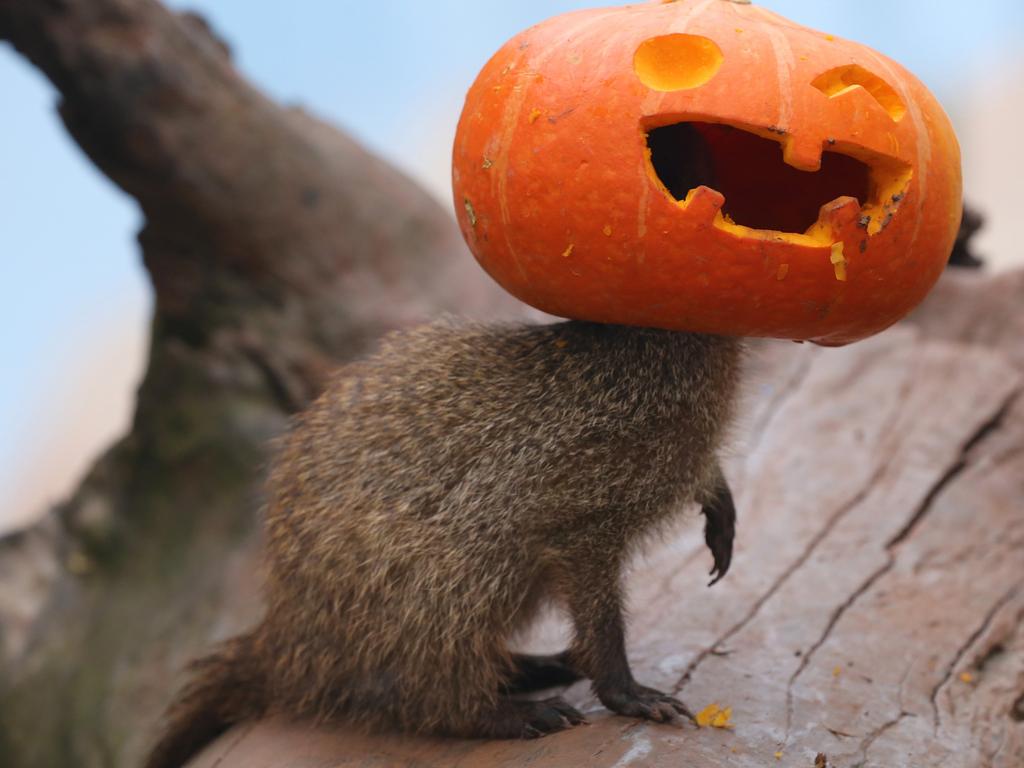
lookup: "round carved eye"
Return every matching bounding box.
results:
[633,34,723,92]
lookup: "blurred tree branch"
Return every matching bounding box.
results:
[0,0,517,765]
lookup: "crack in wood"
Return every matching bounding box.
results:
[889,387,1023,547]
[929,586,1022,734]
[961,388,1023,455]
[783,385,1022,745]
[672,348,914,697]
[848,663,914,765]
[887,458,969,549]
[671,462,887,695]
[855,710,911,765]
[783,559,894,743]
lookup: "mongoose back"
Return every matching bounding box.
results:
[145,319,742,767]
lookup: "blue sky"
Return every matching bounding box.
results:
[1,0,1022,523]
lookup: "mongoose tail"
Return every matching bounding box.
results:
[144,632,264,768]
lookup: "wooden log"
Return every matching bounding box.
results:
[190,272,1024,768]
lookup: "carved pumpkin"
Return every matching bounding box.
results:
[452,0,961,345]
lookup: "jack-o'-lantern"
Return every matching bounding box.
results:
[452,0,962,345]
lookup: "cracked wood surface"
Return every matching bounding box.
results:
[191,272,1024,768]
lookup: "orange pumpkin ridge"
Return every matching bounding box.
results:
[452,0,962,345]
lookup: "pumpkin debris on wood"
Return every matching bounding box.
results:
[696,702,734,728]
[452,0,961,345]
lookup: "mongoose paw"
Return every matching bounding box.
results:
[703,502,735,587]
[701,468,737,586]
[599,683,693,724]
[522,697,588,737]
[511,697,588,738]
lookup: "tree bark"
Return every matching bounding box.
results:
[0,1,521,765]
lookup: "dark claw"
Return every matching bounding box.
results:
[522,697,587,737]
[599,683,693,725]
[556,707,588,726]
[485,695,587,739]
[707,562,728,588]
[702,473,736,587]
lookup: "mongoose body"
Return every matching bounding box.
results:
[147,319,742,767]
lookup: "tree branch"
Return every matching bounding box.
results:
[0,1,518,765]
[0,0,491,350]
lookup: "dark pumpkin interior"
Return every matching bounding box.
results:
[646,121,872,234]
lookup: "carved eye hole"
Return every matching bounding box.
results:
[633,34,723,92]
[811,65,906,121]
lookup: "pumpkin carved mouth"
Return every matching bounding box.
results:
[645,120,912,242]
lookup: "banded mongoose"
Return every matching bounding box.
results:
[145,319,742,768]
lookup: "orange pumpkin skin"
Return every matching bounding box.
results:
[452,0,962,345]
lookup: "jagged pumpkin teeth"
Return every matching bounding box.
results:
[453,0,962,345]
[681,185,726,221]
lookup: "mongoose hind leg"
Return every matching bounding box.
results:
[472,695,587,739]
[563,539,694,724]
[503,651,581,694]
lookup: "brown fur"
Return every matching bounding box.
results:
[145,319,742,767]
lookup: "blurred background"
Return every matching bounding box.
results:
[2,0,1022,535]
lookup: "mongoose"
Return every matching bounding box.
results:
[145,319,742,768]
[947,203,984,269]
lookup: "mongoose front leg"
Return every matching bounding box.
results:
[565,554,692,724]
[701,462,736,587]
